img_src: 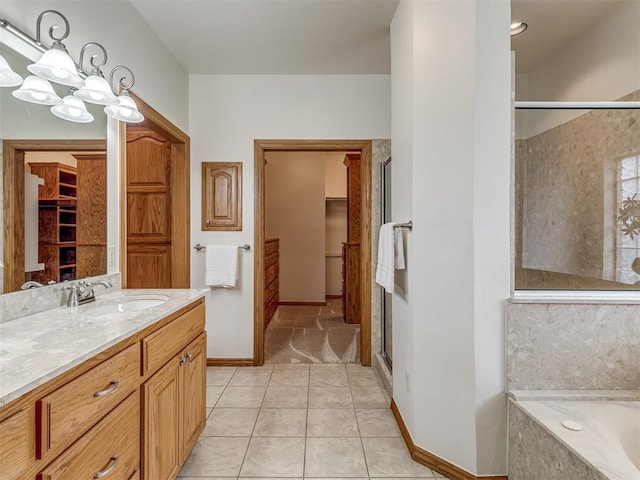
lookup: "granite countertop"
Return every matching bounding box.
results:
[508,390,640,401]
[0,288,207,408]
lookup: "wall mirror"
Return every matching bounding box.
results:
[512,0,640,290]
[1,40,111,294]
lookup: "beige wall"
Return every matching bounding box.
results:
[265,152,326,303]
[325,155,347,198]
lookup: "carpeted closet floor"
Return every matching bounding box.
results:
[265,299,360,364]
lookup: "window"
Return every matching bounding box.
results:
[616,156,640,284]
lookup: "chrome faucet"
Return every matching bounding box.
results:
[63,279,113,307]
[21,280,56,289]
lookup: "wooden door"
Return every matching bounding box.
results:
[143,357,181,480]
[126,127,172,288]
[179,333,207,464]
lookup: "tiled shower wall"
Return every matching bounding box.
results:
[506,301,640,390]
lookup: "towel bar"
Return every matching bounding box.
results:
[194,243,251,251]
[393,221,413,230]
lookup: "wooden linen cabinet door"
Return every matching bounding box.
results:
[179,333,207,464]
[143,357,181,480]
[126,127,172,288]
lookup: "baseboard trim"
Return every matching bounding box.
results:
[390,400,508,480]
[207,358,254,367]
[325,294,342,299]
[277,301,327,306]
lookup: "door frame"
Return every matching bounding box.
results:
[254,139,373,365]
[3,139,106,293]
[119,93,191,288]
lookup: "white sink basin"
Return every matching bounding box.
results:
[87,295,169,315]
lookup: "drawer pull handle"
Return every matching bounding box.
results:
[94,454,118,478]
[94,380,119,397]
[180,352,194,366]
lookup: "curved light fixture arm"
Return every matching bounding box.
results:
[35,10,70,47]
[79,42,108,75]
[109,65,135,93]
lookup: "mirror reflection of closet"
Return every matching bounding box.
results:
[381,157,392,369]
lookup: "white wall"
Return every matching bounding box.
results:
[391,0,510,475]
[266,152,326,303]
[189,74,390,358]
[517,0,640,138]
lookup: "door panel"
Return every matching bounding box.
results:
[127,245,171,288]
[127,194,171,242]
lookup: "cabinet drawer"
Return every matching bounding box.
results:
[143,302,205,375]
[38,391,140,480]
[37,343,140,459]
[0,406,34,480]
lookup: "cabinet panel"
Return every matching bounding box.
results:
[0,406,34,480]
[180,333,207,463]
[37,343,140,459]
[38,391,140,480]
[143,357,181,480]
[202,162,242,231]
[76,245,107,278]
[126,129,170,187]
[143,303,205,375]
[127,193,171,242]
[127,245,171,289]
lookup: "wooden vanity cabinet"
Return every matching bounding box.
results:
[142,305,207,480]
[0,297,206,480]
[0,405,35,480]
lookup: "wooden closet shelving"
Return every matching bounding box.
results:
[264,238,280,329]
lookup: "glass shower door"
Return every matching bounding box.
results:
[381,158,392,369]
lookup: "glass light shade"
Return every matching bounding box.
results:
[12,75,62,105]
[27,48,84,88]
[51,95,94,123]
[0,54,23,87]
[74,74,117,105]
[104,93,144,123]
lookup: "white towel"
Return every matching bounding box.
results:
[375,223,406,293]
[205,245,238,288]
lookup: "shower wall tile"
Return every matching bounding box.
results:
[507,301,640,390]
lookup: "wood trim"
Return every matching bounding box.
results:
[390,400,508,480]
[3,139,106,293]
[277,301,326,306]
[254,140,373,367]
[122,92,191,289]
[207,358,254,367]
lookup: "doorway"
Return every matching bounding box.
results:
[120,93,191,288]
[3,139,106,293]
[254,140,373,366]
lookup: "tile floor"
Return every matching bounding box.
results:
[179,364,448,479]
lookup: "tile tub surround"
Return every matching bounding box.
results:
[508,402,606,480]
[179,363,446,479]
[506,301,640,390]
[0,288,207,407]
[509,396,640,480]
[0,272,122,323]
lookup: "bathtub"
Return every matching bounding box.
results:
[509,393,640,480]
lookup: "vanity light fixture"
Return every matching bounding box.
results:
[74,42,118,106]
[12,75,62,105]
[104,66,144,123]
[0,11,144,123]
[0,54,22,87]
[51,94,94,123]
[26,10,84,88]
[510,22,528,36]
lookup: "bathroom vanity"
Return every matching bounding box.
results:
[0,289,207,480]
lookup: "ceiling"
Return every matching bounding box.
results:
[129,0,400,74]
[129,0,624,75]
[511,0,623,73]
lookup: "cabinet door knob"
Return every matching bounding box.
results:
[94,380,119,397]
[94,454,118,478]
